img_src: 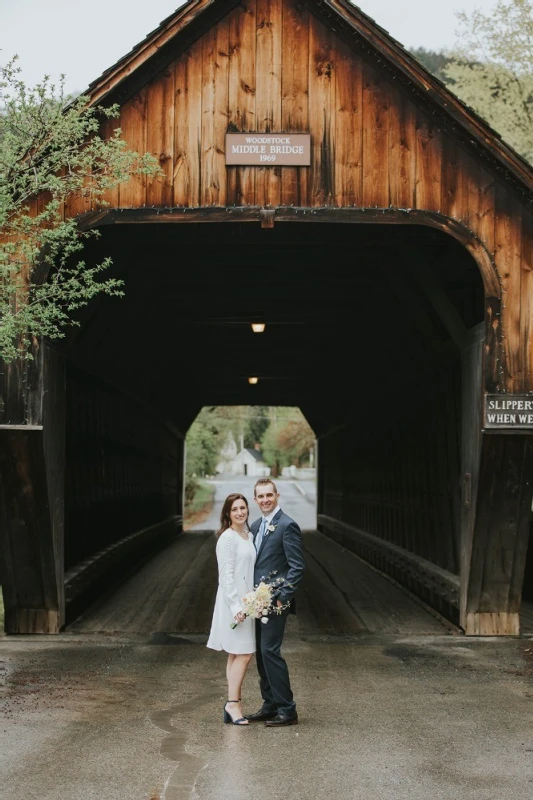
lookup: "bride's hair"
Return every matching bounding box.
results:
[216,492,249,537]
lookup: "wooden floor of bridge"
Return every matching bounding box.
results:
[65,531,461,637]
[65,530,533,638]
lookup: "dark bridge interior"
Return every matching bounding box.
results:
[68,221,483,434]
[63,220,485,627]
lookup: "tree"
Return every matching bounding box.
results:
[185,405,274,479]
[0,57,162,362]
[409,47,456,84]
[260,408,315,476]
[245,405,270,448]
[185,410,222,478]
[443,0,533,163]
[184,405,315,479]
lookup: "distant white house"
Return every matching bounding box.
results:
[216,443,270,477]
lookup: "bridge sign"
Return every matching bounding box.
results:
[484,394,533,429]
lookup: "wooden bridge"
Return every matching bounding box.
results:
[1,0,533,636]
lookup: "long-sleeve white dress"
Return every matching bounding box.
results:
[206,527,256,654]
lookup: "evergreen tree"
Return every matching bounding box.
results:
[409,47,455,84]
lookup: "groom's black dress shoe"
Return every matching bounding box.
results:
[264,712,299,727]
[244,708,278,722]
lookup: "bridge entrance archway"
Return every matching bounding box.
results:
[56,214,489,633]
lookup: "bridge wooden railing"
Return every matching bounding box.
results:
[318,514,460,621]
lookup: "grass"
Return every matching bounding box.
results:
[184,478,216,528]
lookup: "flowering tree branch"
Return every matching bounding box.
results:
[0,56,163,361]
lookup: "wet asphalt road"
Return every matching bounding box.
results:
[2,630,533,800]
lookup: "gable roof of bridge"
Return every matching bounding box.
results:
[84,0,533,201]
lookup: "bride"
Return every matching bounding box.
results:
[207,492,256,725]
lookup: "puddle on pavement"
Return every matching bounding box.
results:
[150,684,221,800]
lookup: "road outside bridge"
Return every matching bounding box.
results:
[187,475,317,532]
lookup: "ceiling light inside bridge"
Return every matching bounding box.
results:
[248,377,259,385]
[251,323,266,333]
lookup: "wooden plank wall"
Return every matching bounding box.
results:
[85,0,533,393]
[64,369,181,569]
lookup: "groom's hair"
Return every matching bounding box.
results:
[254,477,278,496]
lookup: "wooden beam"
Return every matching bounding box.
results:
[260,209,276,228]
[75,207,499,298]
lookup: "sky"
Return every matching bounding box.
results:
[0,0,498,96]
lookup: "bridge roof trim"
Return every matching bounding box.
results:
[82,0,533,202]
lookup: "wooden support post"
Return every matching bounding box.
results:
[260,208,275,228]
[175,435,185,529]
[0,344,66,634]
[461,432,533,635]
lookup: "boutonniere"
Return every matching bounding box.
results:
[266,524,277,533]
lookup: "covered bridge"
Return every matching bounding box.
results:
[1,0,533,636]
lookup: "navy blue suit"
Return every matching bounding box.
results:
[252,509,305,716]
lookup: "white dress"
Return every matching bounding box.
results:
[206,528,256,654]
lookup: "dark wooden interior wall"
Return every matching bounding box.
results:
[65,369,181,569]
[319,360,462,620]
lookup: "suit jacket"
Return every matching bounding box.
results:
[252,509,305,613]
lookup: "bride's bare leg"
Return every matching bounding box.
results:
[226,653,235,687]
[226,653,254,722]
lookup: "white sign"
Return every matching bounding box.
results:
[225,133,311,166]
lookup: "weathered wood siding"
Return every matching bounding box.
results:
[88,0,533,394]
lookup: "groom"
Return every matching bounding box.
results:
[245,478,305,727]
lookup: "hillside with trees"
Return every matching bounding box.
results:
[410,0,533,164]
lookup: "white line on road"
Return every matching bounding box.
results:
[291,481,306,496]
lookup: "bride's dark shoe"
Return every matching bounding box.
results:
[223,700,249,725]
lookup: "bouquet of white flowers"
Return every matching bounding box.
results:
[230,572,293,629]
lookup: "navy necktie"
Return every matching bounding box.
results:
[255,517,267,552]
